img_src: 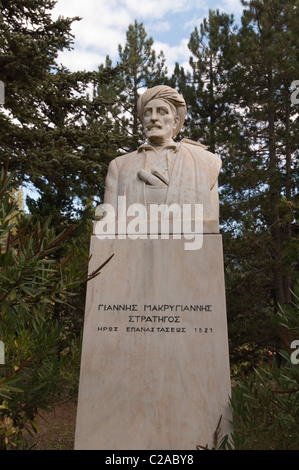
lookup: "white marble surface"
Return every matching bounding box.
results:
[75,235,232,450]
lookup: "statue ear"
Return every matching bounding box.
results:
[172,115,180,133]
[174,115,180,125]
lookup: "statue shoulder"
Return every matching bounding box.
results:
[180,138,208,150]
[109,150,138,169]
[180,138,222,189]
[180,138,221,164]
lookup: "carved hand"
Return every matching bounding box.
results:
[138,168,169,186]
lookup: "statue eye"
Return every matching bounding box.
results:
[144,109,152,117]
[158,108,168,115]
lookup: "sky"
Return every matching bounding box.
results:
[52,0,244,75]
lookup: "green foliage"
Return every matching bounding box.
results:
[228,283,299,449]
[0,0,125,219]
[196,415,234,450]
[183,0,299,371]
[186,9,237,153]
[0,164,107,448]
[197,284,299,450]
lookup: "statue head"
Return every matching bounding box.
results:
[137,85,187,143]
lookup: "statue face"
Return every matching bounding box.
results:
[142,98,179,145]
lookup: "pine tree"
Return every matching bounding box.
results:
[224,0,299,369]
[84,56,129,192]
[183,2,299,371]
[0,0,79,168]
[186,9,238,153]
[235,0,299,307]
[0,0,122,220]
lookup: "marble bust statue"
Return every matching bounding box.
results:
[103,85,222,233]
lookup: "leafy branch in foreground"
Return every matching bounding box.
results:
[235,284,299,450]
[0,164,112,449]
[198,283,299,450]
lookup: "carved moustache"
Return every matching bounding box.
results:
[146,123,162,130]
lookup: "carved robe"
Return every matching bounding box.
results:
[104,138,222,233]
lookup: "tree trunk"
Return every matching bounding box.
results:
[267,67,285,310]
[283,85,292,302]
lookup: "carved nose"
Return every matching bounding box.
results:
[150,110,158,121]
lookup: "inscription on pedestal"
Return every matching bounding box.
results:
[97,303,214,334]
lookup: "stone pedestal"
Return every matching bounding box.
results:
[75,235,232,450]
